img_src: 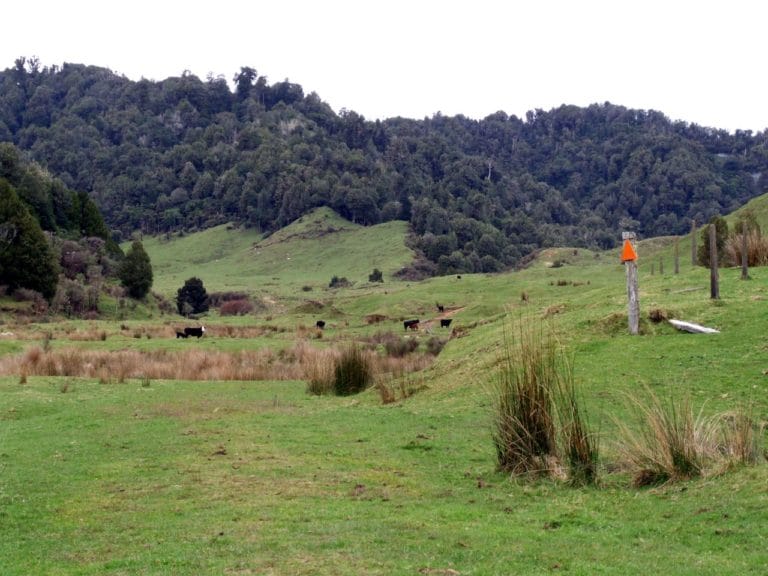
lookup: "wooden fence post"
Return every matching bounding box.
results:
[691,219,697,266]
[709,224,719,299]
[622,231,639,335]
[674,238,680,274]
[741,224,750,280]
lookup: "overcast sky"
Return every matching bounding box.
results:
[4,0,766,133]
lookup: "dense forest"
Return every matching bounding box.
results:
[1,56,767,274]
[0,141,122,309]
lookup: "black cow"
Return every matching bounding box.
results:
[182,326,205,339]
[403,319,420,331]
[440,319,452,328]
[175,331,189,339]
[316,320,326,330]
[436,303,445,312]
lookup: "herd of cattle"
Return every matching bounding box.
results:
[177,304,455,339]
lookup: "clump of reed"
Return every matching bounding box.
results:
[491,318,598,484]
[614,390,765,486]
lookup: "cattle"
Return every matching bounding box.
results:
[436,303,445,313]
[403,319,420,331]
[316,320,326,330]
[440,319,453,328]
[175,331,189,339]
[182,326,205,339]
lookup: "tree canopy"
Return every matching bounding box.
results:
[1,59,767,274]
[0,179,58,299]
[118,240,153,299]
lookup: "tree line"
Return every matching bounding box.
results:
[1,57,767,273]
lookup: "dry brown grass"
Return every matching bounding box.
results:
[4,336,438,399]
[613,390,765,486]
[725,231,768,267]
[3,345,305,382]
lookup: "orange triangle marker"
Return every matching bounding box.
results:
[621,239,637,262]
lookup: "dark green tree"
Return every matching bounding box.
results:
[118,240,153,299]
[176,277,209,316]
[0,179,58,300]
[368,268,383,282]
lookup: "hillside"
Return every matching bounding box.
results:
[139,207,414,297]
[2,191,768,573]
[1,59,767,274]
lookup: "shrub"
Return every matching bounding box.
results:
[329,275,351,289]
[333,345,373,396]
[384,335,419,357]
[368,268,383,282]
[425,336,447,356]
[176,277,209,315]
[119,240,153,299]
[208,291,249,307]
[220,299,254,316]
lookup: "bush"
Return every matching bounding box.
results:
[220,299,254,316]
[333,345,373,396]
[425,336,447,356]
[119,240,153,299]
[368,268,383,282]
[176,277,209,316]
[383,335,419,357]
[329,275,351,289]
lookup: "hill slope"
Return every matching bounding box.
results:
[140,207,414,296]
[2,60,767,274]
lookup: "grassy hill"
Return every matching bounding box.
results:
[2,204,768,574]
[138,207,414,300]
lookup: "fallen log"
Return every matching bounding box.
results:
[668,319,720,334]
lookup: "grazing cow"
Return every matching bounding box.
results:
[316,320,326,330]
[403,319,420,331]
[183,326,206,339]
[175,331,189,339]
[440,319,453,328]
[457,275,462,279]
[436,303,444,313]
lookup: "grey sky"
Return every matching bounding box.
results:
[4,0,766,132]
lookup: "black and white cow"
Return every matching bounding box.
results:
[181,326,205,339]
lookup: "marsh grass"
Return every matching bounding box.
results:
[333,344,374,396]
[492,320,559,477]
[615,391,708,486]
[614,390,764,486]
[492,318,597,483]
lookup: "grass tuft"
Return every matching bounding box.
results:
[333,344,374,396]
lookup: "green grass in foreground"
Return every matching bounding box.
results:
[3,208,768,574]
[1,373,767,575]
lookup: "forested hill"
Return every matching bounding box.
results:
[1,57,767,274]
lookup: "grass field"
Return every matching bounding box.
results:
[2,208,768,574]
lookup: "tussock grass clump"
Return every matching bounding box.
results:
[725,231,768,267]
[492,319,597,484]
[614,390,765,486]
[493,322,558,476]
[298,344,339,395]
[333,345,373,396]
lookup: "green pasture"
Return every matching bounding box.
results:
[3,210,768,574]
